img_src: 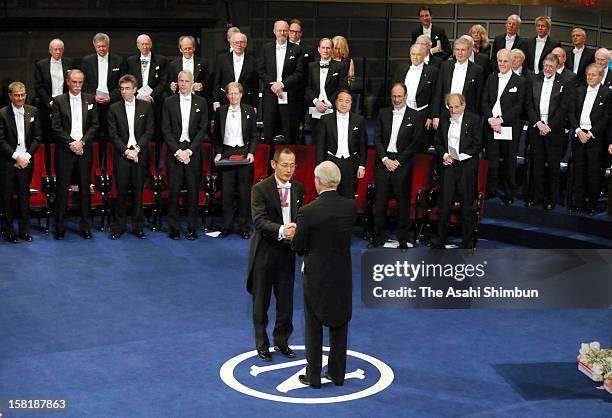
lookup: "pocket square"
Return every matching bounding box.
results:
[332,72,338,76]
[155,65,159,70]
[87,104,93,110]
[353,126,359,130]
[304,53,309,57]
[599,102,604,106]
[509,86,517,93]
[246,114,250,119]
[112,67,120,72]
[289,56,295,59]
[30,117,35,122]
[139,114,145,118]
[407,123,413,127]
[196,108,201,112]
[560,86,563,92]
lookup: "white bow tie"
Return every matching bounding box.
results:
[13,107,24,116]
[276,44,287,50]
[498,72,512,80]
[277,183,291,189]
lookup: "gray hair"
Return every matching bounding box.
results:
[92,33,110,45]
[455,36,473,49]
[507,14,521,25]
[49,38,64,49]
[315,161,341,188]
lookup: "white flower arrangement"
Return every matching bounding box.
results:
[577,341,612,396]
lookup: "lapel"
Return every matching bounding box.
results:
[24,106,31,140]
[290,182,298,221]
[591,86,605,118]
[324,61,337,87]
[577,86,587,116]
[500,73,516,98]
[459,115,470,150]
[440,117,450,149]
[464,62,476,91]
[7,106,18,140]
[189,94,200,130]
[416,66,428,95]
[347,113,357,147]
[549,77,563,112]
[106,54,114,85]
[396,108,413,143]
[134,56,144,86]
[62,59,70,83]
[283,43,296,76]
[241,106,249,139]
[120,100,130,140]
[533,75,544,109]
[219,106,228,140]
[81,96,89,132]
[268,175,283,219]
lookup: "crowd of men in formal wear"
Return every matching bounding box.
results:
[1,8,612,247]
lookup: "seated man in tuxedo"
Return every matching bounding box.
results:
[213,82,259,239]
[257,20,304,144]
[51,69,99,240]
[433,93,481,250]
[168,36,209,98]
[107,74,154,239]
[568,63,612,214]
[411,6,451,60]
[212,32,258,110]
[305,37,349,144]
[292,161,357,389]
[161,70,208,240]
[526,54,569,210]
[0,81,42,242]
[482,49,527,204]
[246,148,304,361]
[370,83,424,249]
[432,36,484,130]
[34,38,73,146]
[316,90,367,199]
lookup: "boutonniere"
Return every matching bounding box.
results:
[87,103,93,110]
[509,86,517,93]
[353,126,359,130]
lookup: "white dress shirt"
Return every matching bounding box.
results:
[140,54,151,87]
[539,74,555,123]
[125,99,137,148]
[451,61,468,95]
[179,93,192,142]
[445,113,464,160]
[182,57,194,75]
[97,54,109,93]
[11,105,29,160]
[233,52,244,82]
[579,86,598,133]
[387,105,406,154]
[223,105,244,147]
[534,36,548,74]
[335,111,350,158]
[404,63,423,109]
[275,42,287,83]
[50,58,64,98]
[316,59,331,105]
[505,34,516,51]
[572,47,584,74]
[492,72,512,118]
[69,93,84,140]
[422,26,432,38]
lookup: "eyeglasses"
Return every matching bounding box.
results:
[277,163,296,169]
[289,30,302,34]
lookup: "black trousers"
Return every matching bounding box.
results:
[485,127,519,198]
[304,296,348,386]
[113,153,147,232]
[1,161,34,234]
[220,144,253,232]
[572,137,603,209]
[54,146,93,233]
[251,240,295,350]
[437,157,478,247]
[166,148,201,231]
[262,95,298,144]
[327,153,359,199]
[530,128,564,205]
[374,159,412,242]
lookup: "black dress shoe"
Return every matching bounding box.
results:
[257,348,272,361]
[274,345,295,358]
[186,230,198,240]
[219,229,230,238]
[134,229,146,239]
[54,231,64,240]
[240,231,250,239]
[81,230,92,239]
[399,241,409,250]
[5,233,17,243]
[169,229,180,240]
[298,374,321,388]
[110,231,123,240]
[323,372,344,386]
[18,232,33,242]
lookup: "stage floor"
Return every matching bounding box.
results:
[1,228,610,417]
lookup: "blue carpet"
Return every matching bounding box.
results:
[1,227,611,417]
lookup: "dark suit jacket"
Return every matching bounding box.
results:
[568,85,612,144]
[108,99,154,156]
[524,36,561,73]
[492,34,527,62]
[526,73,568,132]
[247,175,304,293]
[257,41,304,103]
[292,41,316,103]
[472,52,491,76]
[212,104,259,156]
[212,52,259,106]
[317,112,367,166]
[167,55,210,96]
[433,60,484,118]
[51,93,99,149]
[411,25,451,60]
[305,60,348,107]
[374,106,424,166]
[393,63,439,118]
[565,46,595,83]
[0,104,42,163]
[426,54,444,69]
[481,72,527,127]
[126,53,168,102]
[434,111,482,159]
[81,53,126,102]
[161,94,208,155]
[291,190,357,327]
[34,57,74,106]
[603,71,612,90]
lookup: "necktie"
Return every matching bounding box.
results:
[141,59,149,77]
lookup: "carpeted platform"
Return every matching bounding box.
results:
[1,224,610,417]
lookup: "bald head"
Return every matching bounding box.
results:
[314,161,341,192]
[551,47,566,67]
[136,34,152,57]
[48,38,65,60]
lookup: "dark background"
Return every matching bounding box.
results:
[2,1,612,117]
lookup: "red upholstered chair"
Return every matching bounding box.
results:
[142,142,158,230]
[425,159,489,247]
[28,145,53,233]
[357,148,377,239]
[277,144,317,204]
[90,142,107,230]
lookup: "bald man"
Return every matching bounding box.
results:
[594,48,612,89]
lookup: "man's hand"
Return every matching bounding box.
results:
[269,81,284,97]
[175,149,191,164]
[170,82,178,93]
[608,144,612,155]
[283,222,296,239]
[192,82,203,92]
[432,117,440,130]
[443,154,454,166]
[15,155,29,169]
[246,153,255,163]
[383,158,399,172]
[315,100,329,113]
[536,121,551,136]
[137,94,153,102]
[126,149,139,162]
[213,102,221,111]
[425,118,433,130]
[95,96,110,104]
[577,130,591,144]
[357,167,365,179]
[69,140,84,155]
[488,117,503,134]
[214,153,222,163]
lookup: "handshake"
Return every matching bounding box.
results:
[283,222,297,240]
